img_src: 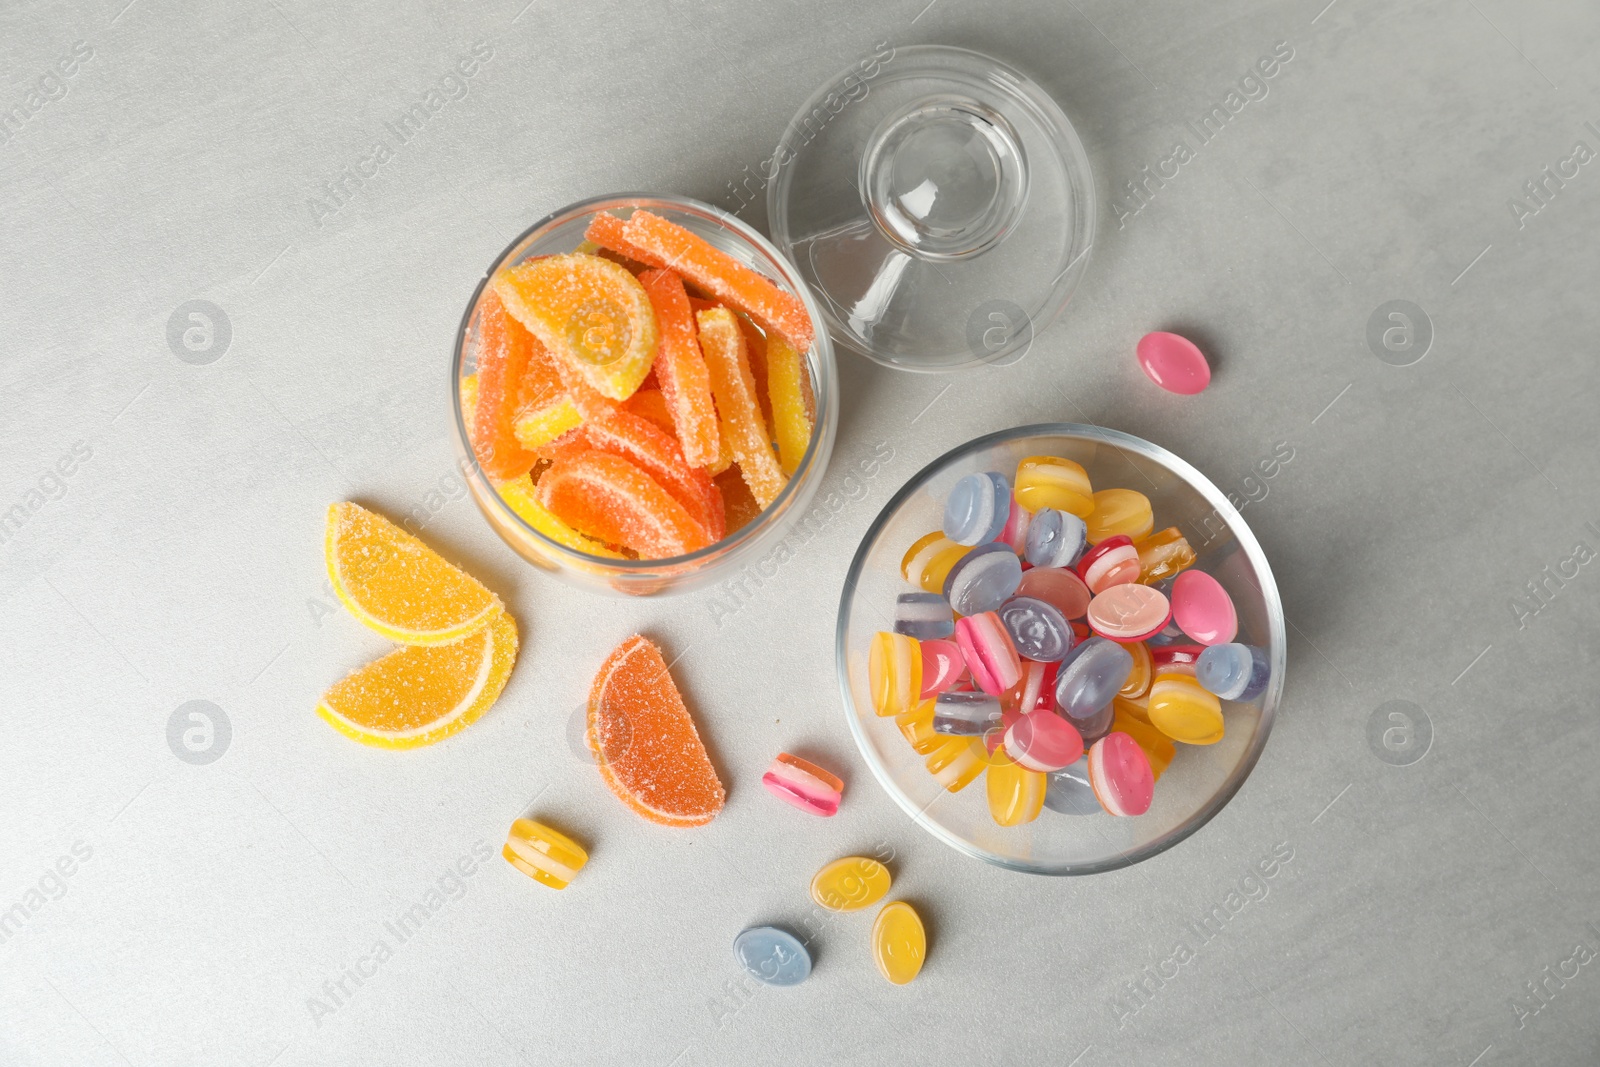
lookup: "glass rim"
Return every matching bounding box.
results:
[835,422,1287,875]
[450,191,837,572]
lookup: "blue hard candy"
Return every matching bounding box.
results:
[933,691,1003,735]
[998,595,1074,663]
[1054,638,1133,719]
[894,592,955,640]
[1024,508,1087,570]
[1196,642,1270,702]
[734,926,812,987]
[1042,757,1099,816]
[943,471,1011,546]
[944,542,1023,616]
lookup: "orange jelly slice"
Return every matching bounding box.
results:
[537,449,713,559]
[493,253,658,401]
[576,410,726,543]
[588,635,725,827]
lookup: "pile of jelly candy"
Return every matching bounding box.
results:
[734,855,926,988]
[871,455,1270,824]
[317,503,518,748]
[462,208,817,560]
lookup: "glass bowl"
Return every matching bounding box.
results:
[836,424,1285,874]
[450,194,838,596]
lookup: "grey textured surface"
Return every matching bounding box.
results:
[3,0,1598,1064]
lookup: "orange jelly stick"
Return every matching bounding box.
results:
[638,269,721,469]
[696,307,786,509]
[584,212,667,269]
[623,210,814,354]
[538,448,713,559]
[471,290,541,481]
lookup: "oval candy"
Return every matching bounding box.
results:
[734,926,813,987]
[872,901,927,985]
[810,856,892,912]
[1086,584,1172,643]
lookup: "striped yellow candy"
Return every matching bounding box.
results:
[502,819,588,890]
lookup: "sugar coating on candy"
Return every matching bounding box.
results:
[810,856,891,912]
[1085,488,1154,544]
[507,323,583,451]
[588,635,725,827]
[761,753,844,817]
[492,253,659,401]
[471,289,543,480]
[572,410,725,542]
[697,306,787,509]
[622,387,676,435]
[325,502,502,646]
[584,211,666,270]
[1016,566,1092,620]
[537,449,713,560]
[638,268,721,469]
[496,476,623,558]
[765,332,815,476]
[317,610,517,749]
[502,818,588,890]
[986,751,1047,826]
[1088,732,1155,816]
[622,209,814,353]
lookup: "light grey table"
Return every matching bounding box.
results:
[4,0,1598,1064]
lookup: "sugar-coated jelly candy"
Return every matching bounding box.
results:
[1074,701,1115,745]
[1088,732,1155,816]
[1054,637,1134,719]
[869,632,922,717]
[1196,642,1270,701]
[953,612,1022,695]
[1150,643,1204,676]
[1042,757,1099,816]
[1024,507,1088,569]
[1121,641,1153,699]
[1147,671,1224,744]
[1134,527,1196,585]
[933,691,1003,736]
[502,818,588,890]
[1004,709,1084,772]
[1076,535,1141,594]
[944,471,1011,545]
[1171,570,1238,645]
[734,926,812,987]
[894,592,955,640]
[762,753,844,817]
[1015,455,1094,516]
[918,639,967,697]
[1085,489,1154,544]
[925,735,986,791]
[896,699,944,754]
[811,856,892,912]
[944,542,1024,616]
[1016,565,1092,620]
[997,499,1032,553]
[1086,584,1172,643]
[986,750,1047,826]
[1110,704,1175,781]
[872,901,926,985]
[997,595,1074,662]
[901,531,969,595]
